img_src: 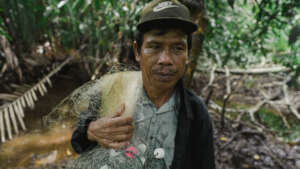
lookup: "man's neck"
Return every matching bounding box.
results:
[144,84,175,109]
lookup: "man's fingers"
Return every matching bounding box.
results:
[97,138,114,148]
[112,133,133,141]
[91,125,133,140]
[106,116,133,127]
[87,127,98,141]
[98,138,129,149]
[108,141,129,149]
[98,130,133,141]
[109,125,134,135]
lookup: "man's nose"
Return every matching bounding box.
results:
[157,49,172,65]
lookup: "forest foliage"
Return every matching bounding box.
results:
[0,0,299,71]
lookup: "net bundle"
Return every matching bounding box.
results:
[65,70,168,169]
[67,138,167,169]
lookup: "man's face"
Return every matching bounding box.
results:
[134,28,188,90]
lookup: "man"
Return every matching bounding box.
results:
[71,0,215,168]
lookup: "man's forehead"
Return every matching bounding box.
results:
[145,28,187,38]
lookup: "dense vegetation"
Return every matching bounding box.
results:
[0,0,300,169]
[203,0,300,84]
[0,0,299,75]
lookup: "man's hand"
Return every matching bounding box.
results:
[87,103,134,149]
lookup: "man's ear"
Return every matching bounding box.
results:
[133,41,140,62]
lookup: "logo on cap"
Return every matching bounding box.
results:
[153,1,178,12]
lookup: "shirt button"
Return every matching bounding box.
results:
[154,148,165,159]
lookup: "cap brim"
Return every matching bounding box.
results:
[137,18,198,34]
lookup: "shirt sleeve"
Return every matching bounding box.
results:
[71,94,101,154]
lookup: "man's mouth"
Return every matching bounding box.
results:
[154,72,176,81]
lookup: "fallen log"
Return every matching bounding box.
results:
[197,66,290,75]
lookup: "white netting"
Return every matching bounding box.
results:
[67,137,167,169]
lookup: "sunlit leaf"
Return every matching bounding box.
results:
[57,0,69,9]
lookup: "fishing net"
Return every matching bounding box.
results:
[60,69,168,169]
[44,68,142,127]
[67,138,167,169]
[45,67,172,169]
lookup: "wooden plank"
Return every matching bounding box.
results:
[9,105,18,134]
[4,108,12,140]
[41,83,48,93]
[14,104,26,130]
[27,92,35,108]
[21,97,26,108]
[38,84,45,96]
[46,77,52,87]
[31,90,37,101]
[0,110,5,142]
[24,93,32,107]
[17,100,24,118]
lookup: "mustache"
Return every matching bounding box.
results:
[152,66,177,75]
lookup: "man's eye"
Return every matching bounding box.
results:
[175,47,184,50]
[174,46,185,52]
[149,44,160,49]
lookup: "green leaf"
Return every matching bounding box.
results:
[289,25,300,45]
[227,0,235,9]
[94,0,100,9]
[110,0,117,7]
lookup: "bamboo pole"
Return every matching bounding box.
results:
[8,105,18,134]
[0,110,5,142]
[4,108,12,140]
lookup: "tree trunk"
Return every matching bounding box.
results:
[180,0,208,87]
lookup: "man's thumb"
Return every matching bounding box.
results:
[111,103,125,118]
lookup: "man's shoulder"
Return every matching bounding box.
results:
[184,88,205,105]
[183,88,210,121]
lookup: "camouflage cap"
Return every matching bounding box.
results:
[137,0,197,33]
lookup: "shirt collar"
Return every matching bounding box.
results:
[140,87,176,114]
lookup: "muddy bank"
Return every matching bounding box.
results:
[0,124,78,169]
